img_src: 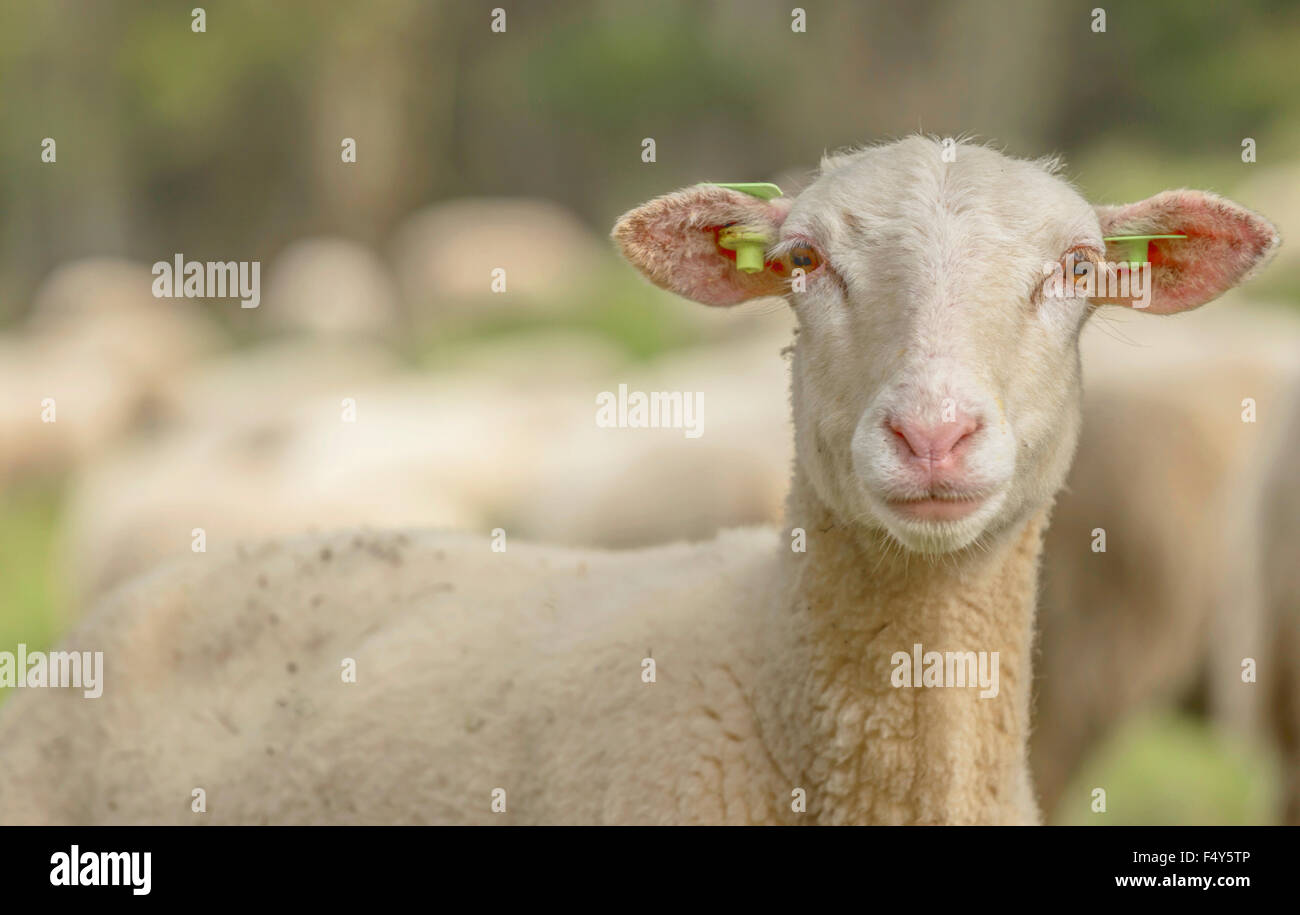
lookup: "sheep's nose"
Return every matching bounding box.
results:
[888,412,979,465]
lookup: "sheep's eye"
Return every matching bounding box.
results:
[771,245,822,277]
[788,246,821,271]
[767,241,825,280]
[1073,260,1091,278]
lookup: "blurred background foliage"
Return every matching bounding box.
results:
[3,0,1300,321]
[0,0,1296,825]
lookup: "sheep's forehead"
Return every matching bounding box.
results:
[788,140,1100,271]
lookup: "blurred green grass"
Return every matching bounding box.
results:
[0,479,65,705]
[1052,711,1282,825]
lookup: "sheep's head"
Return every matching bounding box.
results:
[614,136,1279,554]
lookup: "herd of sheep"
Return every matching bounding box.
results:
[0,149,1297,823]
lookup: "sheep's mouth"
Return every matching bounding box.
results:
[884,493,987,522]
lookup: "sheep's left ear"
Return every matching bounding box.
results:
[612,184,792,306]
[1095,190,1280,314]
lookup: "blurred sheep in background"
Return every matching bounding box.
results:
[59,321,792,606]
[0,258,221,483]
[1033,303,1300,819]
[263,238,401,339]
[390,199,610,326]
[1208,370,1300,824]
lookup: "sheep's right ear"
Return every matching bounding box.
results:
[612,185,792,306]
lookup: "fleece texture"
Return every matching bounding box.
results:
[0,467,1046,825]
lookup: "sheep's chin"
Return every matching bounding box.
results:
[867,487,1009,555]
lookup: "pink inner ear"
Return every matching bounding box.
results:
[613,186,791,306]
[1098,190,1279,314]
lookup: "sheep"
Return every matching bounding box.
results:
[1206,369,1300,823]
[501,326,793,547]
[24,257,221,397]
[0,137,1280,825]
[152,337,401,431]
[60,370,541,605]
[0,335,137,484]
[0,258,221,482]
[61,327,791,607]
[262,238,401,339]
[1031,303,1300,817]
[389,198,610,326]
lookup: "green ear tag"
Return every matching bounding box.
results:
[1102,234,1187,264]
[711,182,784,274]
[712,182,784,200]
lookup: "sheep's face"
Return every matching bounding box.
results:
[780,139,1099,553]
[614,136,1279,554]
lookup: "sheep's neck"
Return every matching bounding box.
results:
[758,471,1045,824]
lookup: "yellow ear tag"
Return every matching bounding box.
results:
[711,182,784,274]
[717,226,771,273]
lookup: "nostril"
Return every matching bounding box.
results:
[887,417,923,458]
[887,417,931,460]
[946,416,980,452]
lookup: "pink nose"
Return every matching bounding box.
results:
[889,412,979,464]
